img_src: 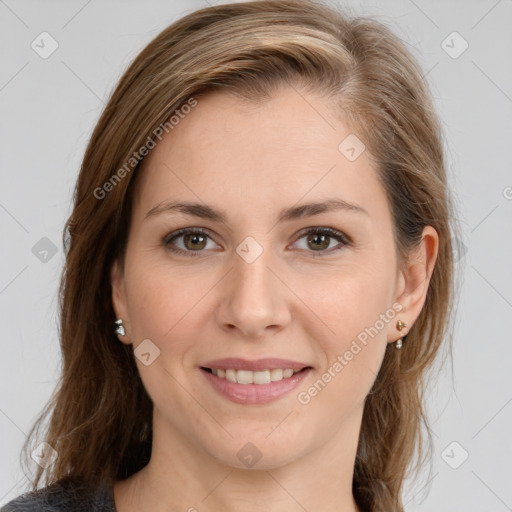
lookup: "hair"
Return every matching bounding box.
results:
[20,1,456,511]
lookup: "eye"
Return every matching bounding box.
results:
[163,228,219,256]
[292,227,350,255]
[163,226,351,257]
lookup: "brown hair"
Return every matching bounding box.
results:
[20,1,455,511]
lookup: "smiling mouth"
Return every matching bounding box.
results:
[200,367,311,385]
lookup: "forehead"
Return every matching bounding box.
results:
[132,86,387,221]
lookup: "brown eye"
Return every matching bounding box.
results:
[183,233,207,251]
[293,227,350,255]
[164,228,218,256]
[306,233,331,251]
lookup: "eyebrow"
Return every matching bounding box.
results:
[144,198,368,223]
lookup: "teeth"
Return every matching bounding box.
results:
[270,369,283,381]
[210,368,302,384]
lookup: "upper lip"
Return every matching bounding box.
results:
[201,358,311,371]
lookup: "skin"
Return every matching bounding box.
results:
[111,85,438,512]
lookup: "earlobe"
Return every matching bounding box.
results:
[111,259,131,344]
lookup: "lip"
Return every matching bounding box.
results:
[200,358,313,405]
[201,367,311,404]
[201,357,310,371]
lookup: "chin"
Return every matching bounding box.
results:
[201,431,306,471]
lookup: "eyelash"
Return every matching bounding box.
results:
[163,227,351,257]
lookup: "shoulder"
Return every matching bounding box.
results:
[0,478,116,512]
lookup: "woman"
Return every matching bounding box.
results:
[1,0,455,511]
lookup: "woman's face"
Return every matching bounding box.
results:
[111,86,432,470]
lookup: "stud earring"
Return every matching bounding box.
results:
[395,319,407,349]
[114,319,126,336]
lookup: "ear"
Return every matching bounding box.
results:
[388,226,439,343]
[111,259,132,344]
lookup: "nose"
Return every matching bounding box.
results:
[216,240,292,339]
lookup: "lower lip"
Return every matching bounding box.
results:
[201,367,311,405]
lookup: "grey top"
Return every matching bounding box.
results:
[0,479,116,512]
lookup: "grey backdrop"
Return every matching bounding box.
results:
[1,0,511,510]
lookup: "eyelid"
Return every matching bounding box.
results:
[292,226,352,245]
[289,227,351,255]
[163,227,219,252]
[163,226,351,256]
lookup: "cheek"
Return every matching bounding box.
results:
[290,260,395,401]
[293,259,396,343]
[123,253,207,341]
[122,263,210,419]
[293,272,392,418]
